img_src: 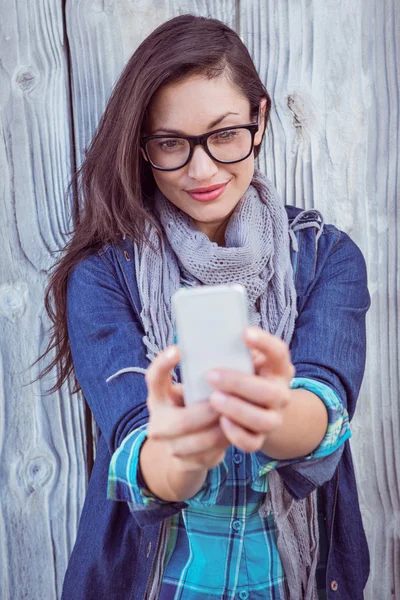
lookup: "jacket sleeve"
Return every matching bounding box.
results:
[278,229,370,499]
[66,250,187,525]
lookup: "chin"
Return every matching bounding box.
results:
[190,202,238,222]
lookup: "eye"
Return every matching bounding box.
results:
[157,138,186,152]
[211,129,240,143]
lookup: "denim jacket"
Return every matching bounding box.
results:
[62,206,370,600]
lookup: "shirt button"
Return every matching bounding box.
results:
[330,580,338,591]
[233,454,243,465]
[238,591,249,600]
[232,520,242,532]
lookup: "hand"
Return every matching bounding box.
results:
[145,345,230,472]
[207,326,295,453]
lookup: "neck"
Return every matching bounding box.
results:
[193,213,234,247]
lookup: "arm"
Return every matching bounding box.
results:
[138,345,230,503]
[279,229,370,496]
[67,252,230,515]
[290,230,369,420]
[207,229,369,494]
[207,331,349,462]
[67,252,150,454]
[66,251,187,522]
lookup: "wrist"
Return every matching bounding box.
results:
[260,389,328,460]
[140,436,208,502]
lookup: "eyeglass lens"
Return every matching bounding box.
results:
[145,128,253,169]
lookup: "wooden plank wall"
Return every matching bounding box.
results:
[0,1,89,598]
[0,1,398,598]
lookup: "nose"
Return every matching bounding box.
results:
[187,145,219,181]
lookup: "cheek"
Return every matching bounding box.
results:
[232,155,255,187]
[152,171,180,196]
[152,155,255,205]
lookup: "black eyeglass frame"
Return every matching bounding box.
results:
[141,109,261,172]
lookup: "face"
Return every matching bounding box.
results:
[144,74,266,242]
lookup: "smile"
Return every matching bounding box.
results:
[185,181,229,202]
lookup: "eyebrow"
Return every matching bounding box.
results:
[152,111,240,135]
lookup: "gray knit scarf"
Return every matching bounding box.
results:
[133,169,319,599]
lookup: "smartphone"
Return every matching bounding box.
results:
[172,284,253,405]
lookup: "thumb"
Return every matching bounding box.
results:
[145,345,180,401]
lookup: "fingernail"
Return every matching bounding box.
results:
[246,327,259,341]
[165,347,177,360]
[207,370,221,384]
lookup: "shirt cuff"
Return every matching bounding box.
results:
[107,424,229,509]
[107,424,167,509]
[251,377,351,491]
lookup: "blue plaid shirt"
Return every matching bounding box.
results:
[108,378,350,599]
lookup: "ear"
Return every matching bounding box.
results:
[254,98,268,147]
[140,147,149,162]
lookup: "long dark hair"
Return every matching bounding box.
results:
[37,14,272,393]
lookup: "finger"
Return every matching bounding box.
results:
[145,345,180,400]
[251,348,266,371]
[219,416,265,453]
[173,446,228,471]
[147,401,219,440]
[207,370,290,409]
[210,391,284,433]
[169,424,229,458]
[244,327,295,380]
[169,383,185,406]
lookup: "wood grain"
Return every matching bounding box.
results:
[0,1,88,598]
[240,1,399,598]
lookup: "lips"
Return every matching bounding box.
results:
[185,181,229,202]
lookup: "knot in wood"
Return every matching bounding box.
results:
[92,0,115,14]
[16,66,38,92]
[0,282,28,321]
[287,93,306,129]
[286,90,318,143]
[26,456,53,492]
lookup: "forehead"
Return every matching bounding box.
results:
[147,74,251,134]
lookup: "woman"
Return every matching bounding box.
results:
[40,14,370,600]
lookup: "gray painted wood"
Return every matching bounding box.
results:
[0,1,398,598]
[0,2,89,599]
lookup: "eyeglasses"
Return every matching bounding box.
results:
[141,109,261,171]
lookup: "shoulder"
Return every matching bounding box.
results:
[284,204,365,260]
[285,204,303,222]
[67,239,143,319]
[68,237,135,285]
[66,242,123,299]
[284,205,368,299]
[67,246,118,308]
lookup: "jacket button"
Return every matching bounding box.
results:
[330,580,338,591]
[146,542,152,558]
[124,250,131,261]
